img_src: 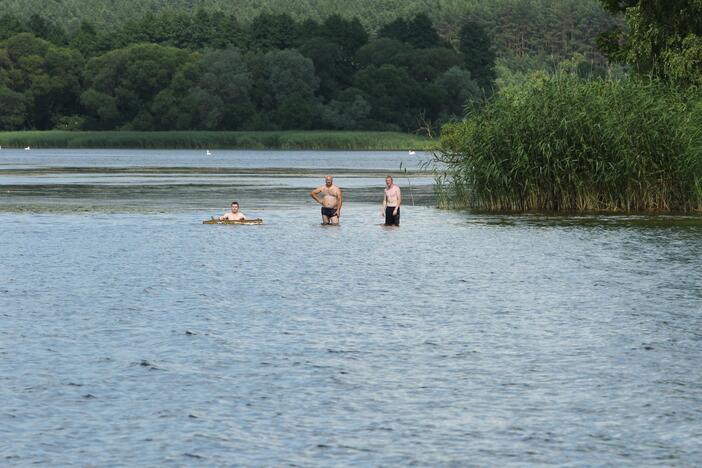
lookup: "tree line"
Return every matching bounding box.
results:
[0,12,497,132]
[0,0,621,65]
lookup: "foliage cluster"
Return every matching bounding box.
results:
[0,12,488,133]
[435,0,702,213]
[597,0,702,88]
[438,75,702,212]
[0,0,621,66]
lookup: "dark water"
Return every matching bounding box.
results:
[1,149,701,465]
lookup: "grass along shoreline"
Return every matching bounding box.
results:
[0,131,435,151]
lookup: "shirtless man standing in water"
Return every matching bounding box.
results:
[218,201,247,221]
[382,175,401,226]
[310,175,343,224]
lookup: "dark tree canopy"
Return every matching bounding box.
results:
[378,13,442,49]
[597,0,702,86]
[0,8,551,132]
[459,21,496,91]
[249,13,299,50]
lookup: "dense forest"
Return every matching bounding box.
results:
[0,1,621,133]
[0,11,491,132]
[0,0,621,63]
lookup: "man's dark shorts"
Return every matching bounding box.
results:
[385,206,400,226]
[321,207,337,218]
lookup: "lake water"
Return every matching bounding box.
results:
[1,149,701,466]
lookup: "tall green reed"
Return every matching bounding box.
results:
[437,75,702,212]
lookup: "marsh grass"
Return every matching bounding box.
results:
[437,75,702,213]
[0,131,434,151]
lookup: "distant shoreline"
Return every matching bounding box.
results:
[0,131,435,151]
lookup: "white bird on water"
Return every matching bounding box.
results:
[24,146,30,150]
[206,149,212,156]
[408,150,416,155]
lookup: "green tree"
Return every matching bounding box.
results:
[308,14,369,87]
[298,37,349,99]
[3,32,50,63]
[83,43,192,128]
[246,48,320,128]
[597,0,702,87]
[27,14,67,45]
[69,21,100,57]
[183,87,224,130]
[0,49,9,87]
[320,87,371,129]
[149,61,202,130]
[209,13,244,48]
[80,89,119,129]
[37,46,84,128]
[0,86,27,129]
[0,33,83,128]
[377,17,408,45]
[275,94,320,129]
[249,13,299,50]
[253,49,318,107]
[109,10,242,51]
[151,89,188,130]
[435,66,481,117]
[353,64,419,130]
[400,47,464,82]
[318,15,368,56]
[378,13,442,48]
[0,14,25,41]
[356,38,412,68]
[406,13,443,48]
[297,18,322,42]
[0,0,622,66]
[459,20,496,91]
[357,38,463,83]
[196,48,254,129]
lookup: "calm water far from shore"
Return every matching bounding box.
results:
[1,149,701,466]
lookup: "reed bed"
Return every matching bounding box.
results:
[437,76,702,212]
[0,131,434,151]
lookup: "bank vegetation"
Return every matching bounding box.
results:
[436,0,702,213]
[438,76,701,212]
[0,130,433,150]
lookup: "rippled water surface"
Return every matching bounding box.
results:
[1,149,701,466]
